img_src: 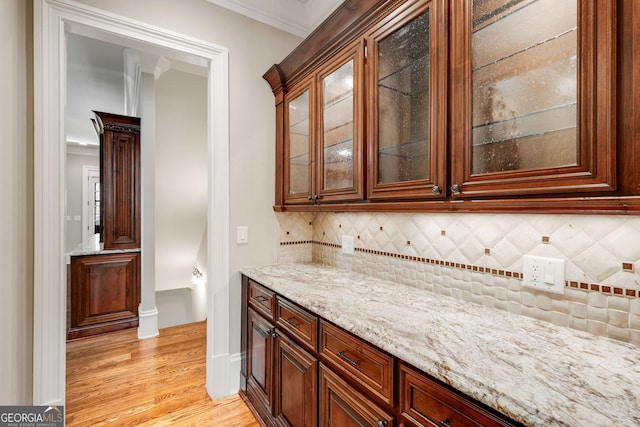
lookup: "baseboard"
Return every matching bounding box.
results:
[229,352,242,395]
[137,306,159,339]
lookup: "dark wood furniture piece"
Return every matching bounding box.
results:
[67,112,141,340]
[240,275,520,427]
[264,0,640,214]
[67,252,140,340]
[95,111,141,249]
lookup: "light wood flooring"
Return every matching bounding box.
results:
[66,321,260,426]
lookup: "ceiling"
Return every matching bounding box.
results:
[207,0,344,37]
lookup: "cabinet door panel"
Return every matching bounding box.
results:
[368,0,447,200]
[317,41,365,202]
[320,364,394,427]
[274,336,318,427]
[67,252,140,340]
[247,308,275,422]
[450,0,616,197]
[285,78,314,204]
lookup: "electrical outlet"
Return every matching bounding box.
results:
[341,235,355,254]
[523,255,565,294]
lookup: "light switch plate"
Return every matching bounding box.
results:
[523,255,565,294]
[236,226,248,244]
[342,235,355,254]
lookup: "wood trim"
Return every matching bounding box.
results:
[273,195,640,215]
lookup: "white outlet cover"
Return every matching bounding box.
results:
[342,235,355,255]
[523,255,565,294]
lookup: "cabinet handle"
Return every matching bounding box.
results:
[376,421,388,427]
[314,194,319,201]
[450,184,461,195]
[253,295,267,302]
[439,418,451,427]
[283,317,301,328]
[307,195,313,201]
[271,330,279,338]
[432,185,442,195]
[336,350,360,366]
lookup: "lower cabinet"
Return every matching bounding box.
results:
[246,307,275,423]
[320,364,394,427]
[241,275,520,427]
[67,252,140,340]
[399,363,513,427]
[273,334,318,427]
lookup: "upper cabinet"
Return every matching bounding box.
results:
[264,0,640,213]
[284,41,365,204]
[449,0,616,198]
[367,0,447,200]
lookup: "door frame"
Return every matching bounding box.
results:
[34,0,231,404]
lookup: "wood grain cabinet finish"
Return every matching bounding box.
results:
[399,362,517,427]
[320,320,395,406]
[264,0,640,214]
[246,307,276,424]
[319,364,395,427]
[241,275,520,427]
[95,111,141,249]
[273,334,318,427]
[67,252,140,340]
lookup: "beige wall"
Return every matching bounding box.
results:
[0,0,33,405]
[155,69,207,291]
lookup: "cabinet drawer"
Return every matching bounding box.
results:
[276,296,318,351]
[399,363,517,427]
[319,320,394,406]
[248,279,275,320]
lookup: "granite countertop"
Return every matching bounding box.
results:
[240,263,640,427]
[68,233,141,257]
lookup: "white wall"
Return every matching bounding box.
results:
[74,0,302,355]
[0,0,33,405]
[65,152,99,252]
[155,69,207,291]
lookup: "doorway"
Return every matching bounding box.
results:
[81,165,100,242]
[34,0,231,405]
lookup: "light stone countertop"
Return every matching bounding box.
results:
[68,233,141,257]
[240,262,640,427]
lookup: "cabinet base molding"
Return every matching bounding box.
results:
[66,317,139,341]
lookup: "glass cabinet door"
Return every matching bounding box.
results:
[284,79,314,203]
[450,0,615,197]
[316,42,364,202]
[367,0,447,200]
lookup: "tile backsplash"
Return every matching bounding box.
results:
[276,212,640,345]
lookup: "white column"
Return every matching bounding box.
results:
[138,72,159,339]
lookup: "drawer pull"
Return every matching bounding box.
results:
[376,421,387,427]
[336,351,360,367]
[253,295,267,303]
[284,317,301,327]
[439,418,451,427]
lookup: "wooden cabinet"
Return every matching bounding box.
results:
[320,364,394,427]
[449,0,616,198]
[265,0,640,214]
[284,41,365,204]
[273,333,318,427]
[67,252,140,340]
[367,0,447,201]
[94,111,141,249]
[241,275,519,427]
[399,362,516,427]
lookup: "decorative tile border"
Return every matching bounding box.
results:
[280,240,640,298]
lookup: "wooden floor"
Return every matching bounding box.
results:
[66,321,260,426]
